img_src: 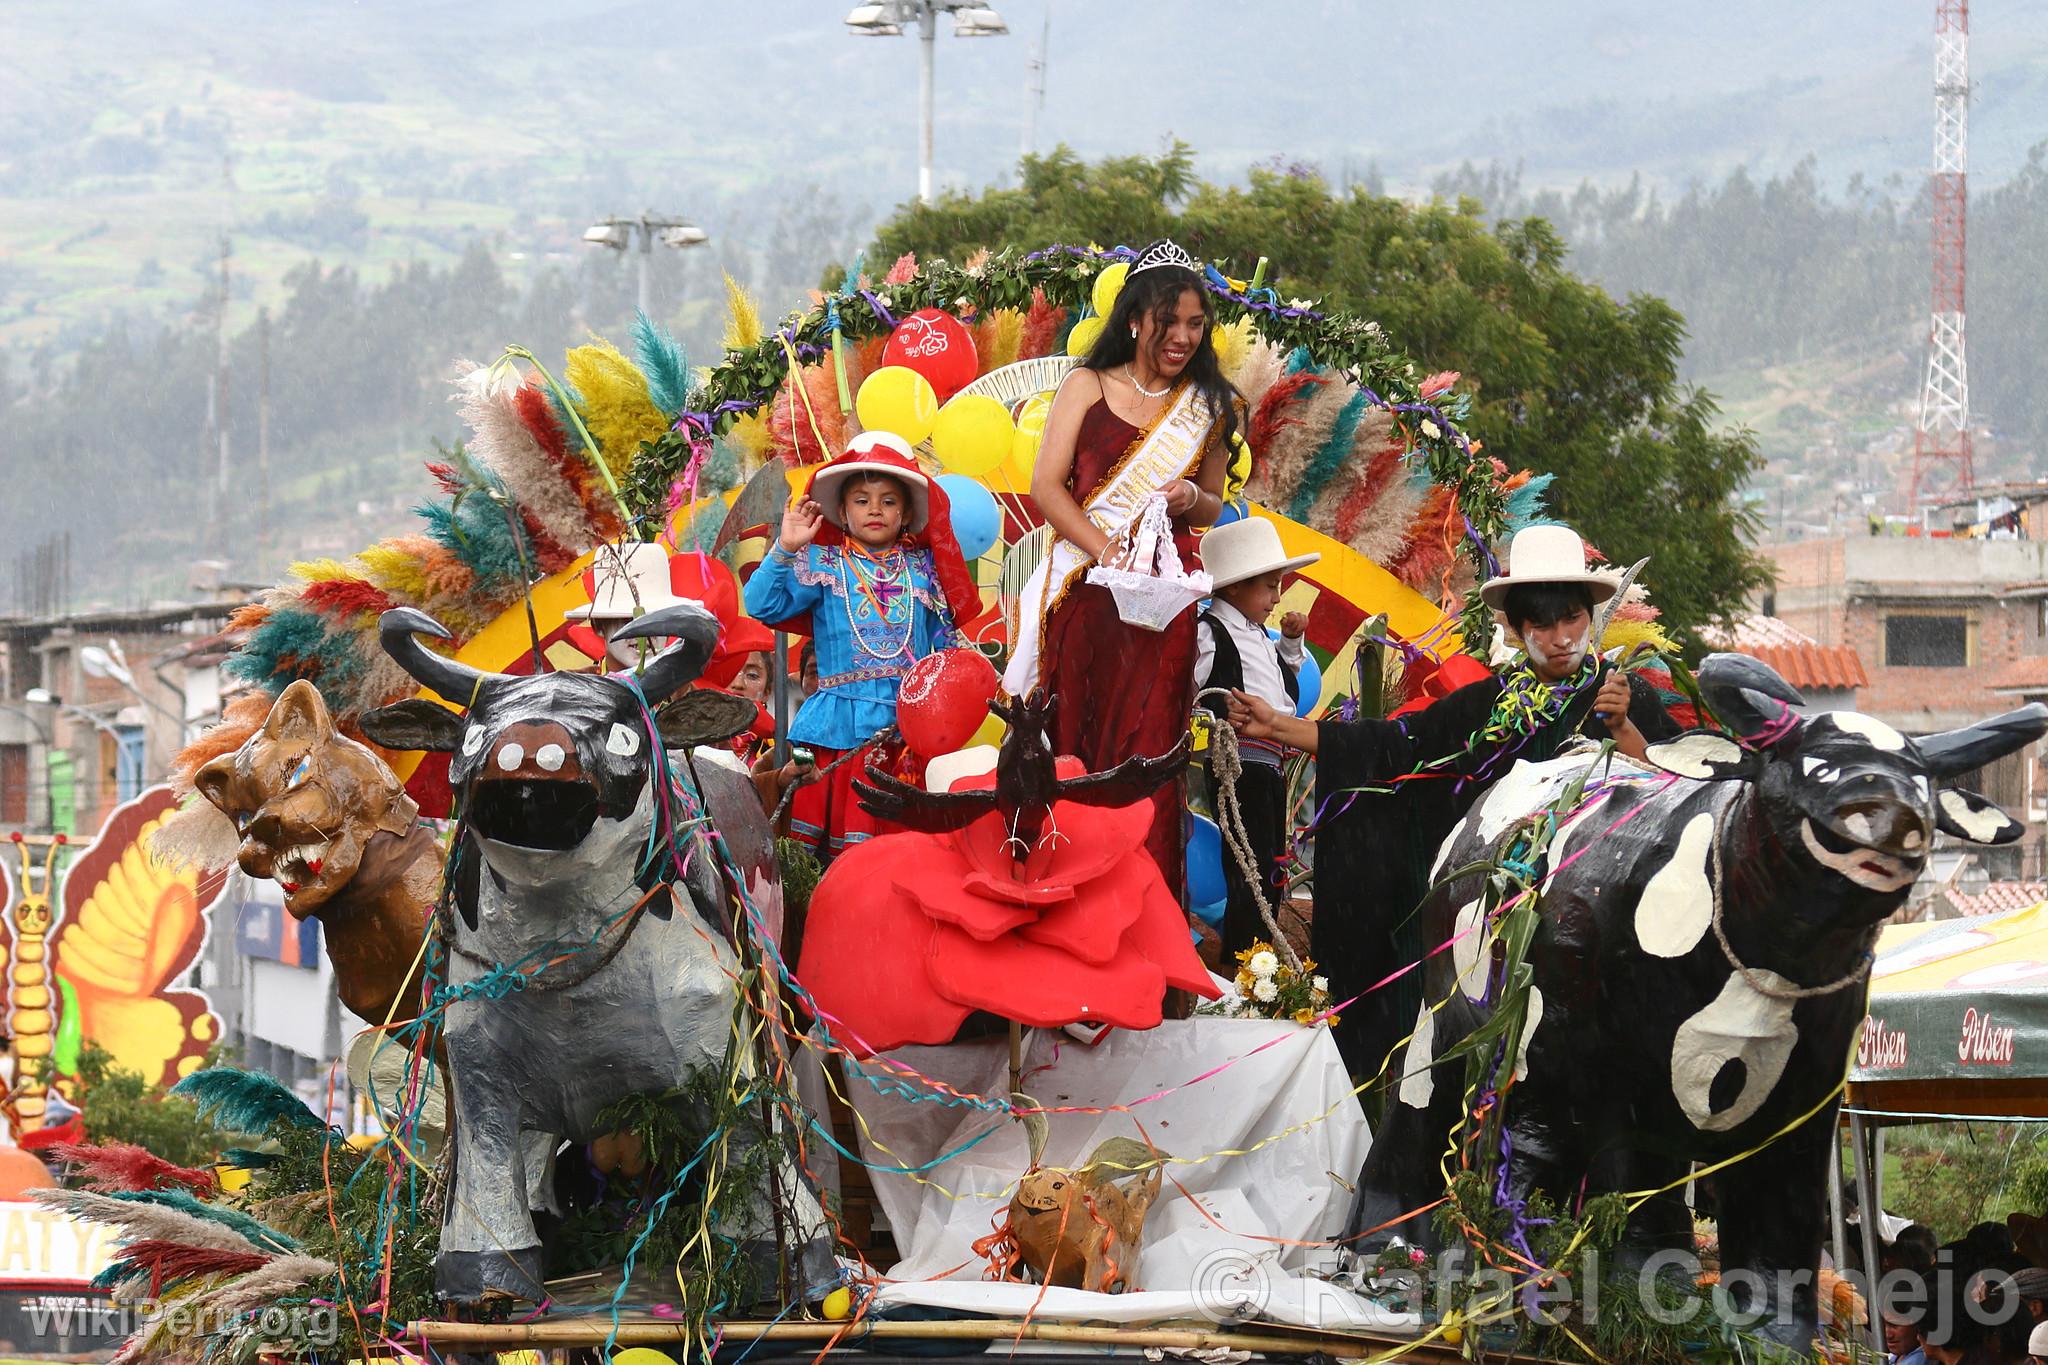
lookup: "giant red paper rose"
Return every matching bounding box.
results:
[795,759,1217,1056]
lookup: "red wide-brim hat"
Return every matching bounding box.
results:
[807,431,932,534]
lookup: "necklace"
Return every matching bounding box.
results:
[839,545,914,662]
[1125,365,1171,399]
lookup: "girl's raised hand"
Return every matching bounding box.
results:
[780,498,826,553]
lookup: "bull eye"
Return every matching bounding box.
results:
[462,726,486,757]
[607,722,641,757]
[1800,757,1836,783]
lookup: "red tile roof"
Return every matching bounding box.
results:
[1944,881,2048,918]
[1700,615,1868,692]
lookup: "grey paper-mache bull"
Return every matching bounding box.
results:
[360,603,831,1305]
[1348,654,2048,1346]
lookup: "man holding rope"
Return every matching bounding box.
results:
[1227,525,1682,1082]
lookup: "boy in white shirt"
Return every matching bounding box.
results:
[1194,518,1319,958]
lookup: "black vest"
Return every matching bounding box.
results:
[1199,610,1300,708]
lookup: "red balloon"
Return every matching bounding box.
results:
[897,647,999,757]
[881,308,979,403]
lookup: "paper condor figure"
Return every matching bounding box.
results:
[1349,653,2047,1346]
[360,603,831,1305]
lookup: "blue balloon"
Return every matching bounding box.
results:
[1293,647,1322,718]
[938,474,1002,560]
[1213,499,1250,527]
[1265,627,1323,718]
[1188,813,1226,926]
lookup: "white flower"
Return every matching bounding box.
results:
[1420,419,1442,440]
[1313,975,1330,994]
[1252,978,1278,1004]
[1221,990,1244,1016]
[1248,950,1279,980]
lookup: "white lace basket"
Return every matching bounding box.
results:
[1085,494,1212,632]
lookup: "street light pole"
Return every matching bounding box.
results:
[917,4,937,204]
[845,2,1008,205]
[581,213,710,321]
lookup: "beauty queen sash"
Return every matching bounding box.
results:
[1002,381,1216,698]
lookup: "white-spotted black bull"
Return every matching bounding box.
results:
[1349,654,2048,1344]
[360,604,830,1305]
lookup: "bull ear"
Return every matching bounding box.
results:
[657,691,758,749]
[1643,730,1764,782]
[1934,786,2027,845]
[359,700,467,753]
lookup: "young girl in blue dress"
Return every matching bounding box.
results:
[743,431,978,859]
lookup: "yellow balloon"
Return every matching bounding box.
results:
[1091,261,1129,319]
[1065,316,1105,358]
[855,366,939,447]
[822,1287,853,1321]
[610,1350,678,1365]
[216,1163,253,1194]
[932,394,1013,478]
[999,392,1052,490]
[969,712,1007,750]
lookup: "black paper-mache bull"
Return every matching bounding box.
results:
[361,603,832,1304]
[1349,654,2048,1345]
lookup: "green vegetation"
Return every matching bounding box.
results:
[871,146,1770,644]
[73,1040,226,1170]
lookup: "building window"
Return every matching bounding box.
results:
[1885,614,1970,667]
[114,725,146,804]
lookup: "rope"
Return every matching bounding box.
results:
[1194,686,1301,971]
[1708,808,1873,1001]
[769,727,896,830]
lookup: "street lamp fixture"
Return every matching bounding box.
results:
[842,1,1010,203]
[581,213,711,319]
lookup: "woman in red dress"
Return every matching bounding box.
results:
[1004,240,1240,901]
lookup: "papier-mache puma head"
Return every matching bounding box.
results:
[194,680,419,917]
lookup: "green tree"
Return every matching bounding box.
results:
[871,146,1770,648]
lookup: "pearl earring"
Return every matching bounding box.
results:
[1129,326,1137,338]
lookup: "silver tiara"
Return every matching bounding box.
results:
[1125,238,1199,278]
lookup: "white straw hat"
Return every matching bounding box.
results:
[809,431,932,534]
[1478,525,1616,610]
[1197,517,1319,591]
[925,745,998,793]
[566,542,687,620]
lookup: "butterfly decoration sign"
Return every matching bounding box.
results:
[31,788,229,1096]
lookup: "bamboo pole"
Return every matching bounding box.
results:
[407,1316,1450,1358]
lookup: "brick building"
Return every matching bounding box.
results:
[1765,535,2048,880]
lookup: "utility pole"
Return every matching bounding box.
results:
[1909,0,1973,512]
[258,307,272,580]
[1021,2,1049,162]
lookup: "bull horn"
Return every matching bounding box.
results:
[1918,703,2048,779]
[1698,652,1805,743]
[612,601,722,704]
[378,608,490,706]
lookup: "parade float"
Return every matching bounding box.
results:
[21,242,2008,1365]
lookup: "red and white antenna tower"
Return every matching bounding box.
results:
[1910,0,1974,509]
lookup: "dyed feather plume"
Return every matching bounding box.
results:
[192,1253,337,1317]
[93,1239,268,1297]
[632,310,693,419]
[563,337,667,478]
[724,273,763,351]
[101,1189,299,1255]
[50,1142,217,1197]
[34,1189,264,1257]
[171,1067,326,1138]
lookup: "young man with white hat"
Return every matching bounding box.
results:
[1228,523,1681,1077]
[1194,516,1319,957]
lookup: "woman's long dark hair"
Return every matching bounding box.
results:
[1079,264,1242,449]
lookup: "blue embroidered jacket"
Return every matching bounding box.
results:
[743,543,962,751]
